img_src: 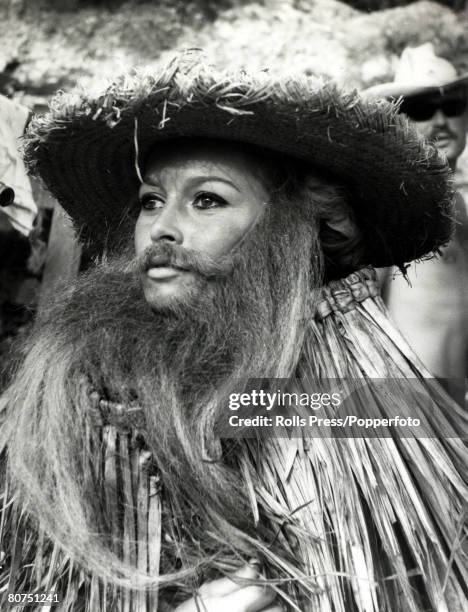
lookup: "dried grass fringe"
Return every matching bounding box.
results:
[1,268,467,611]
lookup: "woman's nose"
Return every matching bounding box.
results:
[149,204,184,244]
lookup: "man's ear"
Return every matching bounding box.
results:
[463,108,468,131]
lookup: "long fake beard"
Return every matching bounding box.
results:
[0,198,323,601]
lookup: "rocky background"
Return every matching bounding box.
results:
[0,0,467,111]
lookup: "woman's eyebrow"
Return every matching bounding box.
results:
[139,175,241,193]
[140,177,162,189]
[187,175,241,193]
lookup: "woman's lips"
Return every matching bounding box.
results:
[146,266,185,280]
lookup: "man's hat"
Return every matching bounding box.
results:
[364,43,468,100]
[23,51,454,270]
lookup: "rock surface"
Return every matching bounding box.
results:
[0,0,466,106]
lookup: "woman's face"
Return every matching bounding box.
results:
[134,140,270,310]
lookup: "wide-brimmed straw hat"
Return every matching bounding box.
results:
[364,43,468,100]
[24,51,453,269]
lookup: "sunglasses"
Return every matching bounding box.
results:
[398,95,468,122]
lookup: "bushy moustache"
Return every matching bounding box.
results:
[135,242,235,279]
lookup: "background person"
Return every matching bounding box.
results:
[0,94,37,238]
[365,43,468,399]
[0,94,38,356]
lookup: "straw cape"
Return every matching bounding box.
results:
[1,268,468,612]
[23,50,454,270]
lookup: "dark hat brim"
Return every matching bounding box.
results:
[24,54,454,269]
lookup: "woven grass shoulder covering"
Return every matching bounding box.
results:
[0,268,467,611]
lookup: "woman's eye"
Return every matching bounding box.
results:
[139,193,164,211]
[193,192,228,210]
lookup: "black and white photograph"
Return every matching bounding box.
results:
[0,0,466,610]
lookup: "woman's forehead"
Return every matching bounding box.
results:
[143,139,278,187]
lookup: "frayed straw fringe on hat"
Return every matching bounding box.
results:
[23,50,454,270]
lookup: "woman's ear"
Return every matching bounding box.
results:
[303,176,365,278]
[324,213,359,239]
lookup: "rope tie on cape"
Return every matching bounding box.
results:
[316,267,379,320]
